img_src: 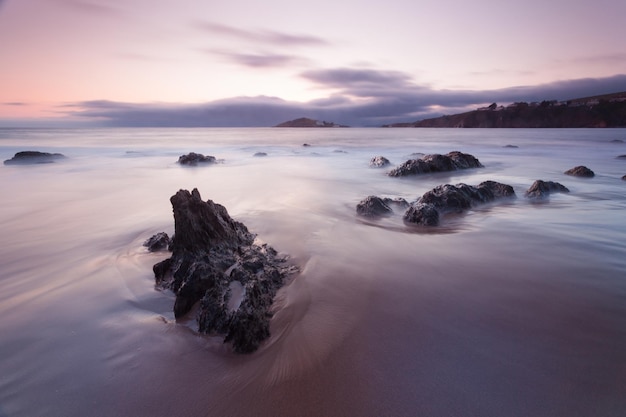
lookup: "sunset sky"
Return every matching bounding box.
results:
[2,0,626,126]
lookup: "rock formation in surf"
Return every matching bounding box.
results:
[564,165,595,177]
[403,181,515,226]
[356,196,409,217]
[524,180,570,199]
[388,151,483,177]
[143,232,171,252]
[151,188,297,353]
[369,156,391,168]
[3,151,66,165]
[177,152,217,166]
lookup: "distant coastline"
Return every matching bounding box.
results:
[384,91,626,128]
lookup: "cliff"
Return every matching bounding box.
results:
[385,92,626,128]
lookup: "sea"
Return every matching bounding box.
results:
[0,127,625,417]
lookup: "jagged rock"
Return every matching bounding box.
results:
[388,151,483,177]
[356,196,409,217]
[403,181,515,226]
[253,152,268,157]
[151,188,297,353]
[370,156,391,168]
[177,152,217,166]
[564,165,595,177]
[4,151,66,165]
[622,175,626,181]
[524,180,570,199]
[143,232,171,252]
[356,196,392,217]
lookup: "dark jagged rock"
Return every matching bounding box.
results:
[4,151,66,165]
[356,196,392,217]
[369,156,391,168]
[403,181,515,226]
[152,188,297,353]
[143,232,171,252]
[564,165,595,177]
[177,152,217,166]
[356,196,409,217]
[524,180,570,199]
[622,175,626,180]
[388,151,483,177]
[253,152,268,157]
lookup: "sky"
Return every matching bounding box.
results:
[1,0,626,127]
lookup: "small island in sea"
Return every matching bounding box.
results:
[275,117,349,128]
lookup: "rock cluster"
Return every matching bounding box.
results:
[177,152,217,166]
[4,151,66,165]
[403,181,515,226]
[151,188,297,353]
[388,151,483,177]
[524,180,570,199]
[564,165,595,177]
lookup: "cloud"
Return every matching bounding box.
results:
[195,21,329,47]
[65,72,626,127]
[208,50,309,68]
[54,0,121,15]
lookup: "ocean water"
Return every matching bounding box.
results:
[0,127,625,417]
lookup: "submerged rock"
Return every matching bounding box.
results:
[622,175,626,181]
[524,180,570,199]
[564,165,595,177]
[388,151,483,177]
[151,188,297,353]
[143,232,171,252]
[177,152,217,166]
[503,145,519,148]
[616,155,626,159]
[403,181,515,226]
[253,152,268,157]
[369,156,391,168]
[4,151,66,165]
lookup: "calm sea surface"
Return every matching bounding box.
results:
[1,128,625,417]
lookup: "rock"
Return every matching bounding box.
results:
[403,203,440,226]
[253,152,268,157]
[143,232,171,252]
[177,152,217,166]
[564,165,595,177]
[302,143,312,147]
[4,151,66,165]
[403,181,515,226]
[388,151,483,177]
[503,145,519,148]
[610,139,624,143]
[616,155,626,159]
[356,196,392,217]
[370,156,391,168]
[356,196,409,217]
[622,175,626,181]
[151,188,297,353]
[524,180,570,199]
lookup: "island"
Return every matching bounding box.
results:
[275,117,348,128]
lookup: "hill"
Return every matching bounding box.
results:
[385,92,626,128]
[275,117,348,128]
